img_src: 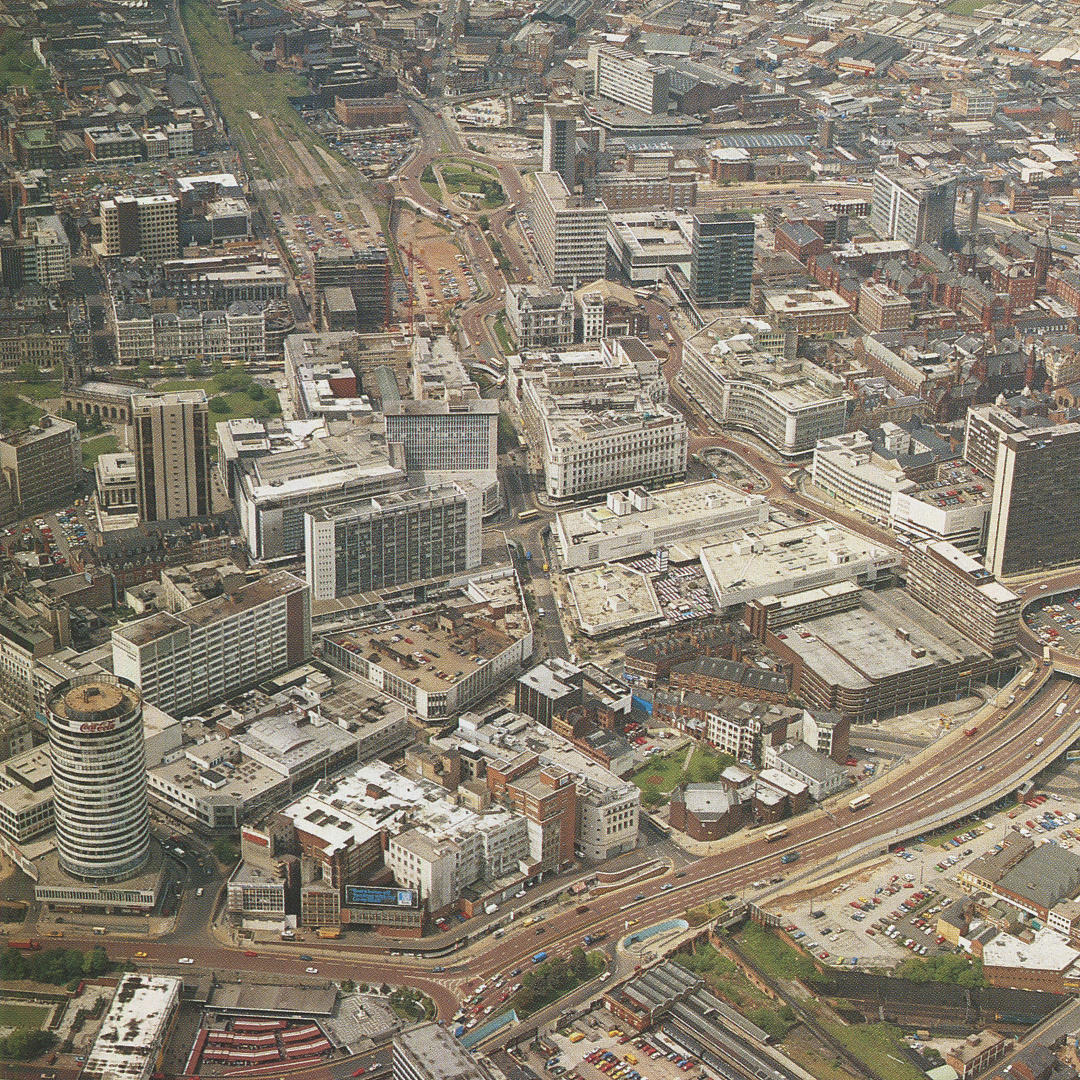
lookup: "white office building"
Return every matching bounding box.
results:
[812,430,991,552]
[25,215,72,286]
[82,975,182,1080]
[555,480,769,569]
[531,171,608,288]
[589,45,670,114]
[870,169,957,247]
[679,335,847,457]
[112,571,311,717]
[304,482,483,601]
[100,193,180,261]
[394,1023,485,1080]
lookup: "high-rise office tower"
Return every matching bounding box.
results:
[689,212,754,306]
[130,390,212,522]
[112,571,311,717]
[531,171,608,288]
[100,194,180,261]
[589,45,670,115]
[542,105,577,192]
[870,169,957,247]
[906,539,1020,654]
[47,675,150,882]
[304,483,482,600]
[0,414,80,517]
[383,399,499,472]
[983,420,1080,579]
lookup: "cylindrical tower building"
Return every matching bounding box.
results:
[46,674,150,882]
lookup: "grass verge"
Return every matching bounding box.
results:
[674,944,795,1040]
[819,1021,926,1080]
[494,314,513,354]
[81,434,118,467]
[732,922,816,980]
[13,379,61,402]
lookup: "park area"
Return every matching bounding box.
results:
[632,745,735,807]
[441,162,504,208]
[0,1002,51,1030]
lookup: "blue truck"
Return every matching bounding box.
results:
[532,950,547,963]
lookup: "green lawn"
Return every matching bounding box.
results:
[0,394,43,431]
[13,379,61,402]
[946,0,981,11]
[208,390,280,422]
[153,378,217,394]
[732,922,816,980]
[632,745,735,802]
[440,165,504,208]
[0,1002,50,1029]
[450,157,501,179]
[421,180,444,203]
[82,434,118,467]
[820,1022,926,1080]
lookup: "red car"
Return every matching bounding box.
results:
[243,950,258,957]
[353,1069,366,1077]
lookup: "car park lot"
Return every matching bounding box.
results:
[1024,594,1080,658]
[512,1019,706,1080]
[771,788,1080,969]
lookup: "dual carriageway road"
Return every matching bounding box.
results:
[83,662,1080,1025]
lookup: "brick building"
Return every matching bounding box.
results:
[669,657,788,704]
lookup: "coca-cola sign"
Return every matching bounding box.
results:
[79,720,116,733]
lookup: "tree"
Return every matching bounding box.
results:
[0,1028,54,1060]
[137,360,151,381]
[164,360,178,377]
[83,946,109,977]
[246,382,265,400]
[16,362,43,383]
[642,788,666,808]
[211,358,226,375]
[208,397,231,414]
[212,837,240,864]
[569,945,588,980]
[185,358,202,377]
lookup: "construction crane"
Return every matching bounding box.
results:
[401,241,420,337]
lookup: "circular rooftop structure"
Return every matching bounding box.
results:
[46,675,150,883]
